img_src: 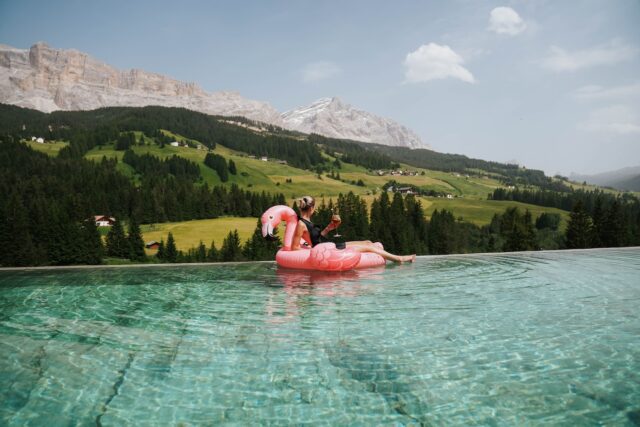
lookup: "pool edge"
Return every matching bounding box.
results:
[0,246,638,272]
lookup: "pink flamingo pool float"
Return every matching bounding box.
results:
[261,205,386,271]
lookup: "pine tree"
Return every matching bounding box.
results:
[0,193,38,266]
[590,196,605,247]
[500,207,525,251]
[370,193,393,250]
[404,194,428,254]
[156,239,165,261]
[197,241,207,262]
[522,210,539,250]
[165,232,178,262]
[80,218,103,264]
[601,200,625,247]
[106,219,128,257]
[243,218,281,260]
[220,230,243,261]
[127,219,146,261]
[228,159,237,175]
[389,192,410,254]
[428,209,456,254]
[207,240,219,262]
[565,200,593,249]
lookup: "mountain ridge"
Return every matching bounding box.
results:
[282,97,426,149]
[0,42,424,149]
[570,165,640,191]
[0,42,284,125]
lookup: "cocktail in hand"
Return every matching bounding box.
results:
[331,208,342,238]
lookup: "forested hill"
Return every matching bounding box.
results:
[1,103,639,267]
[1,103,560,187]
[0,104,325,169]
[353,141,570,190]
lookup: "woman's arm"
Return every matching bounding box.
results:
[320,223,335,238]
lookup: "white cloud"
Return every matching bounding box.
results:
[541,40,638,72]
[577,105,640,134]
[301,61,341,83]
[403,43,475,84]
[573,83,640,100]
[488,7,526,35]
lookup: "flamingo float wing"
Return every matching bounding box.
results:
[309,243,362,271]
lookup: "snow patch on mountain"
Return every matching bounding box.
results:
[282,97,426,149]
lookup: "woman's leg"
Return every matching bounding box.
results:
[346,242,415,263]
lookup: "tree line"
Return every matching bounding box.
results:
[2,103,565,187]
[204,152,236,182]
[308,133,396,170]
[0,104,324,169]
[149,190,620,265]
[0,140,285,266]
[123,149,202,181]
[490,187,640,247]
[565,199,639,249]
[362,142,572,190]
[154,219,282,263]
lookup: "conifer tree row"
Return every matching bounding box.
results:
[204,152,229,182]
[0,140,286,266]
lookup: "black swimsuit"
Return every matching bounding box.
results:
[299,217,345,249]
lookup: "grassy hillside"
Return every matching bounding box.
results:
[20,129,588,237]
[82,133,506,200]
[140,217,258,251]
[80,130,583,238]
[13,115,609,238]
[419,197,570,229]
[25,140,68,155]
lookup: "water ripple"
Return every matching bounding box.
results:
[0,249,639,425]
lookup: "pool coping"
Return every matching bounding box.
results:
[1,246,638,272]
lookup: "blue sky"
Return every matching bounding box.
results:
[1,0,639,175]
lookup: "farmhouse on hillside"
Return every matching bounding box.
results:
[94,215,116,227]
[397,187,415,195]
[145,241,160,250]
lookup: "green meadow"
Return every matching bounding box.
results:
[25,140,69,155]
[35,131,585,243]
[140,217,258,251]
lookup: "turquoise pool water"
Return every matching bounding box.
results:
[1,248,639,426]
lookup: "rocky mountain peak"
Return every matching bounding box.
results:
[0,43,283,125]
[1,42,426,149]
[282,97,426,149]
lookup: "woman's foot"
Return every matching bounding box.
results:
[398,254,416,263]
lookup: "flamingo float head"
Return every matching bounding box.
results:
[261,205,298,249]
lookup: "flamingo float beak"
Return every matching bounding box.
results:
[262,222,277,241]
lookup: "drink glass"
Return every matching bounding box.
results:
[331,208,342,238]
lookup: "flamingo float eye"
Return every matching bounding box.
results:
[269,215,273,219]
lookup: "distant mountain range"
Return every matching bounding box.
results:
[0,42,425,149]
[570,166,640,192]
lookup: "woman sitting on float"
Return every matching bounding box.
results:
[261,196,415,271]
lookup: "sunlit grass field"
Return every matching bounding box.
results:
[419,197,570,229]
[140,217,258,251]
[25,140,68,155]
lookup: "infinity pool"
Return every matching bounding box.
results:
[1,248,639,425]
